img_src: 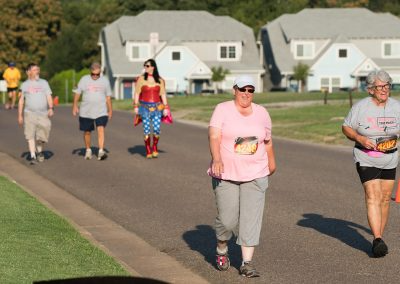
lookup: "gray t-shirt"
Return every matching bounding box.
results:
[76,75,112,119]
[343,97,400,168]
[21,78,52,115]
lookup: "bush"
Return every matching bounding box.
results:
[49,69,89,104]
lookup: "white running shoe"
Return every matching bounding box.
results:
[84,148,92,160]
[98,149,107,161]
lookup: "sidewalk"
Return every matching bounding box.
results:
[0,152,209,284]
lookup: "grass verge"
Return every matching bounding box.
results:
[0,176,129,283]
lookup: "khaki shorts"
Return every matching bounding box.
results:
[24,111,51,142]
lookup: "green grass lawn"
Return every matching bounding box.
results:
[112,91,400,145]
[0,176,129,283]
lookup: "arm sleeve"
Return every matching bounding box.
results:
[106,80,112,97]
[264,110,272,141]
[75,78,84,95]
[209,104,224,129]
[45,81,52,97]
[343,104,359,129]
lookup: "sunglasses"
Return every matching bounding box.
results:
[144,64,152,68]
[91,72,100,77]
[237,87,255,93]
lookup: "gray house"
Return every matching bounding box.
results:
[99,10,264,99]
[260,8,400,92]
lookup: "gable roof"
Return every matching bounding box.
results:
[101,10,263,78]
[261,8,400,74]
[117,11,251,42]
[279,8,400,40]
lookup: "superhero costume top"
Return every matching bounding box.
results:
[135,76,165,103]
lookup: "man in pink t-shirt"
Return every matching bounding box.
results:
[208,75,276,278]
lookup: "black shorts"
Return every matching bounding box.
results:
[7,87,18,92]
[356,162,396,184]
[79,116,108,132]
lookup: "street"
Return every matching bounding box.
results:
[1,106,400,284]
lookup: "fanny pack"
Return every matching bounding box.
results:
[355,135,398,154]
[375,135,397,153]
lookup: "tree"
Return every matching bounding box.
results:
[0,0,62,72]
[293,62,310,93]
[211,66,230,94]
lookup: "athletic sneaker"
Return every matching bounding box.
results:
[84,148,92,160]
[372,238,388,258]
[97,149,107,161]
[216,253,230,271]
[239,261,260,278]
[37,152,45,162]
[29,156,37,165]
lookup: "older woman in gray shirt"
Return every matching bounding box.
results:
[342,70,400,258]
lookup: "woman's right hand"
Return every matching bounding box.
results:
[211,160,224,177]
[357,134,375,150]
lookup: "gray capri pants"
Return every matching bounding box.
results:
[212,176,268,246]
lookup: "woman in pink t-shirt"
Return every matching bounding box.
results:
[208,75,276,278]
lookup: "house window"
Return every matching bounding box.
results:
[332,78,341,88]
[321,77,341,92]
[295,43,314,59]
[172,51,181,61]
[383,42,400,57]
[338,49,347,58]
[127,43,150,61]
[321,78,330,89]
[219,45,237,60]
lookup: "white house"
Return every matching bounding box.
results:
[99,10,265,99]
[260,8,400,92]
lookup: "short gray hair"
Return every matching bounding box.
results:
[366,70,392,88]
[90,62,101,70]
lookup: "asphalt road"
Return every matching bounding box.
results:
[1,106,400,283]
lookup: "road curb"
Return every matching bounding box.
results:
[0,152,209,284]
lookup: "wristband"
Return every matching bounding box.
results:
[49,107,54,110]
[164,104,169,109]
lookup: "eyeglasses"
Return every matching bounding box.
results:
[144,64,152,68]
[91,72,100,77]
[373,83,391,91]
[237,87,255,93]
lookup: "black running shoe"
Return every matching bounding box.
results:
[372,238,388,257]
[239,261,260,278]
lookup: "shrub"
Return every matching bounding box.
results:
[49,69,89,104]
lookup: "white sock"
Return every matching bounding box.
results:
[36,141,43,153]
[216,246,228,255]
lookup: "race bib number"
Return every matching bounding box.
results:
[234,136,258,155]
[376,135,397,152]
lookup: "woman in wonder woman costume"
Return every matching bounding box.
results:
[133,59,169,158]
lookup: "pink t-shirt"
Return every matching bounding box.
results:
[208,101,272,181]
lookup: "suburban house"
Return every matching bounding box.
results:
[99,10,264,99]
[260,8,400,92]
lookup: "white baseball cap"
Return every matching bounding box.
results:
[233,75,255,88]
